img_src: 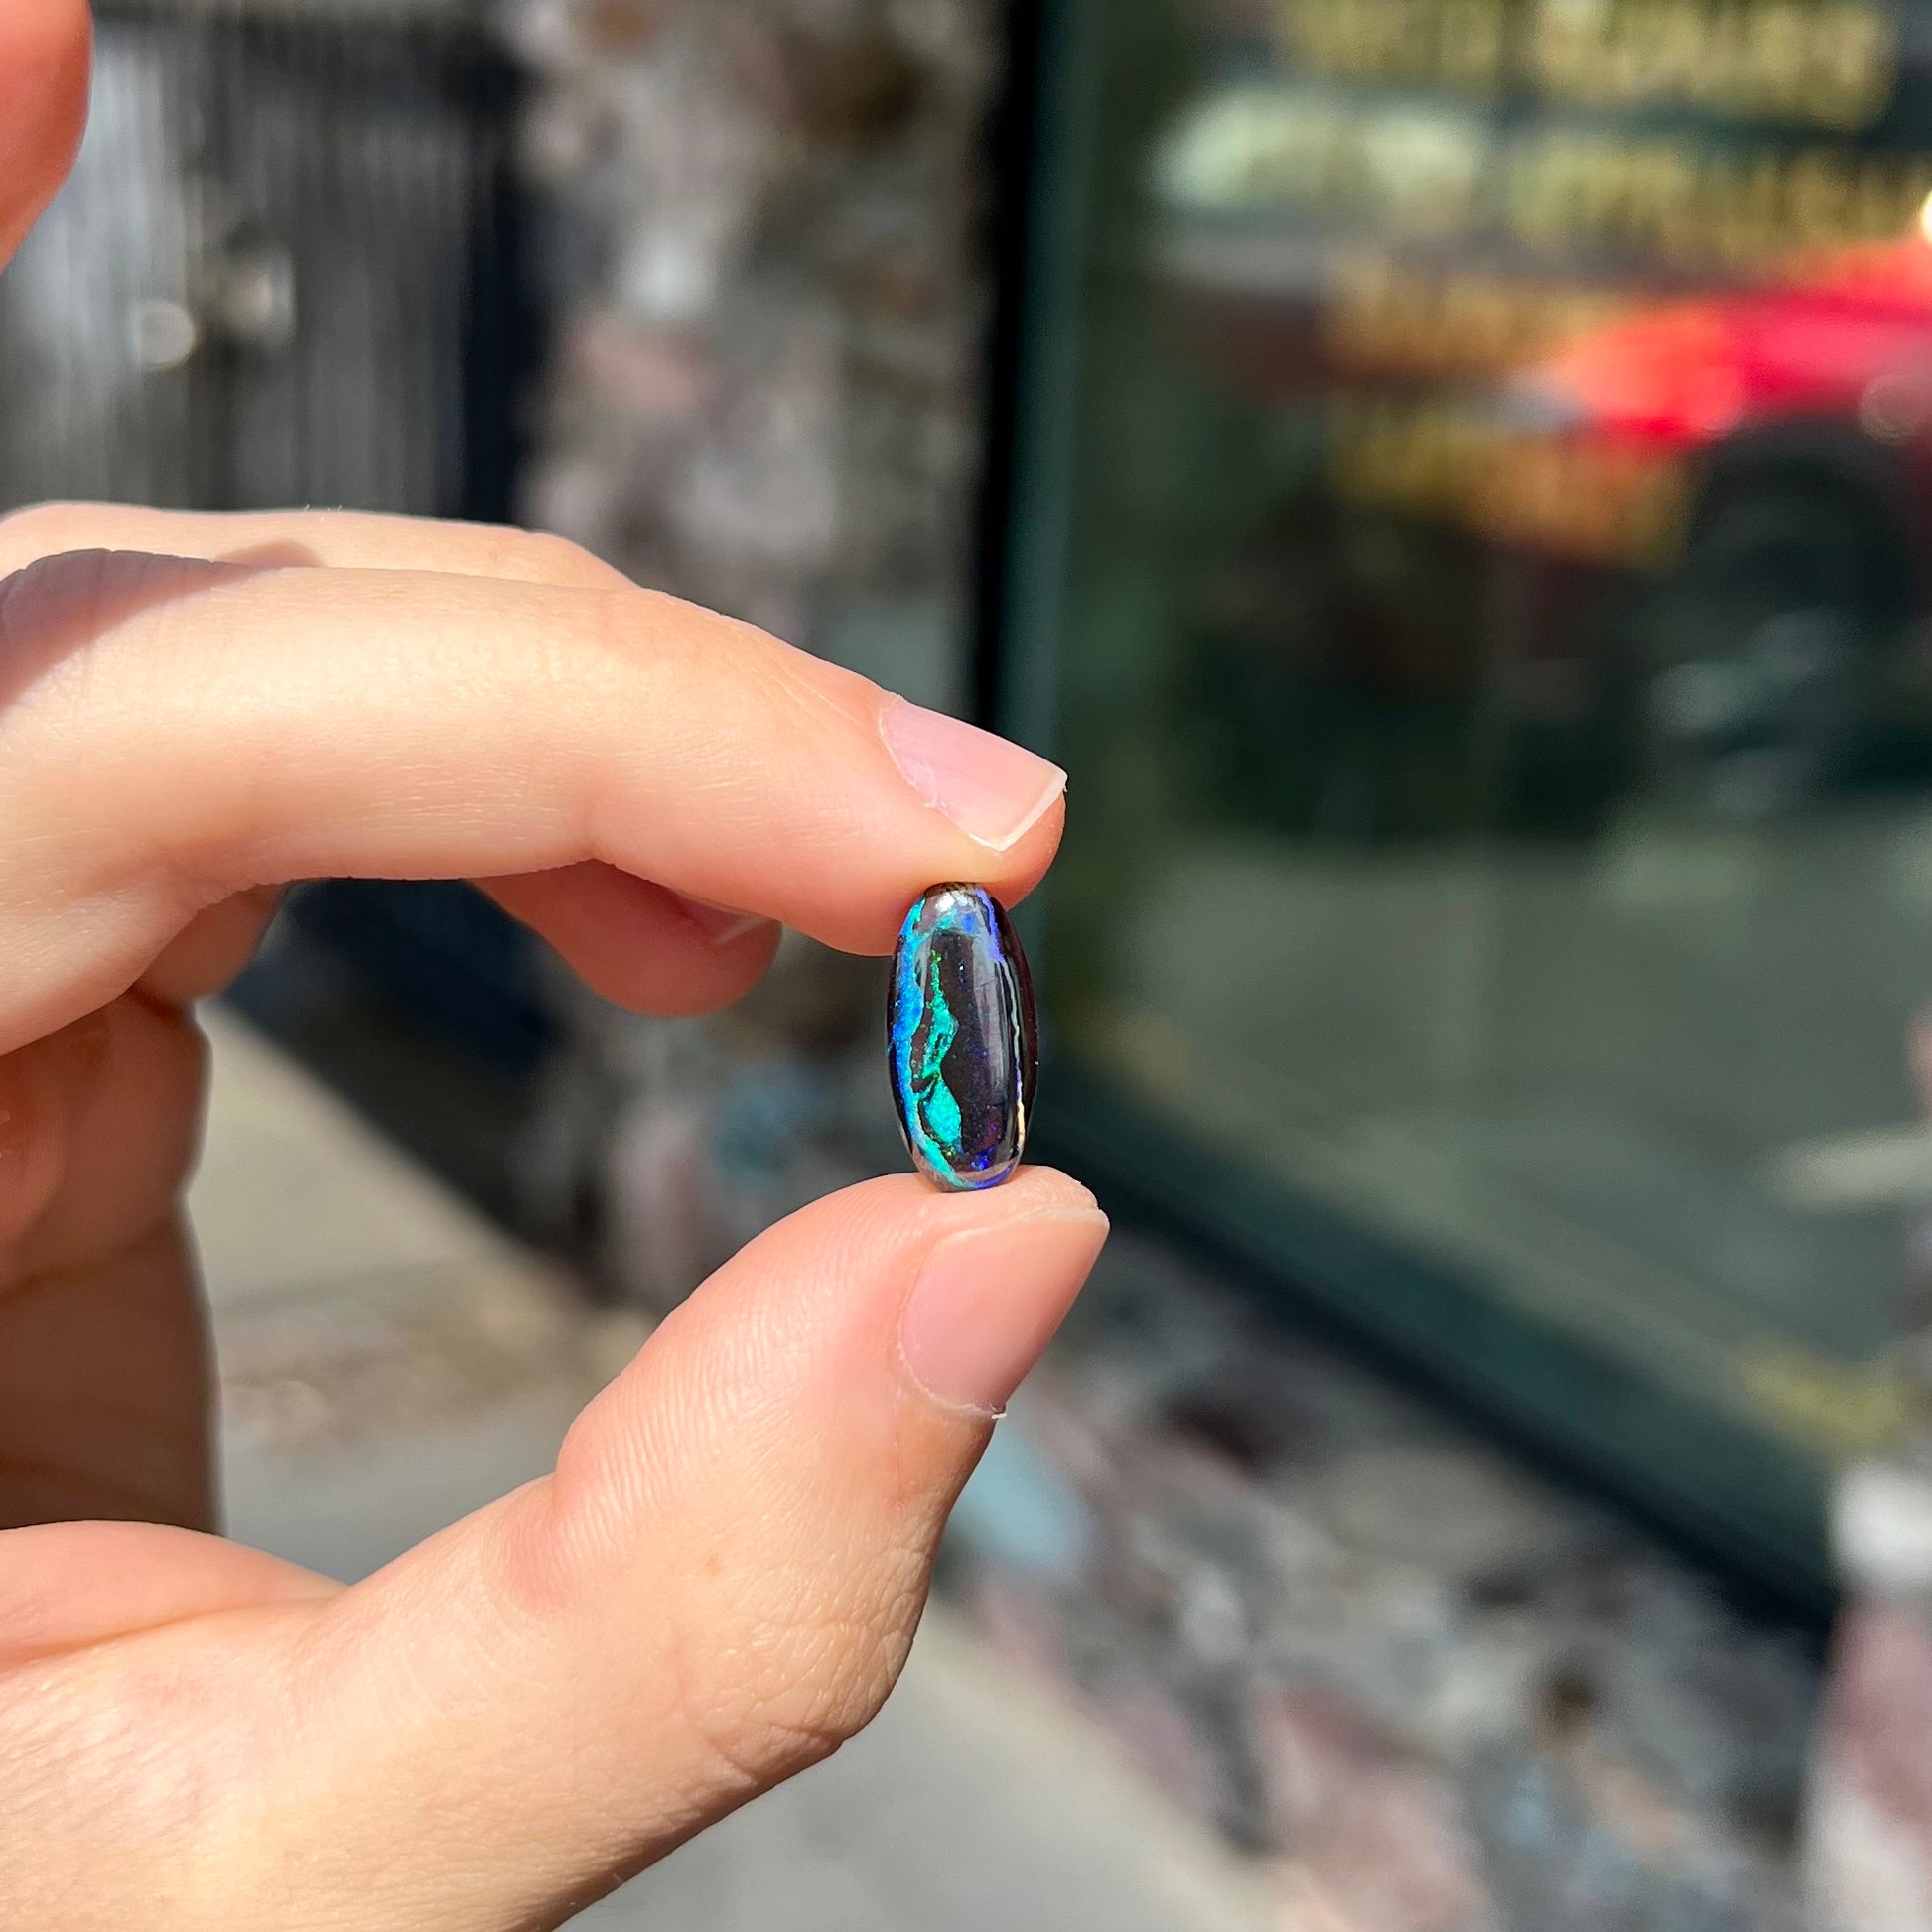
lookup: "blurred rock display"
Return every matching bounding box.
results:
[502,0,999,1290]
[1806,1459,1932,1932]
[506,0,994,707]
[947,1234,1822,1932]
[1804,1150,1932,1932]
[520,931,894,1307]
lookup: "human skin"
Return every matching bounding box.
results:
[0,7,1107,1925]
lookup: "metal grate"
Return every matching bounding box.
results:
[0,1,552,1206]
[0,0,526,519]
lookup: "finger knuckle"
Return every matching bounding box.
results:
[0,501,89,567]
[0,1004,200,1272]
[658,1509,934,1793]
[668,1583,915,1798]
[489,525,615,590]
[0,502,55,544]
[0,1037,73,1252]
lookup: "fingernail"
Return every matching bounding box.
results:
[898,1207,1109,1416]
[672,893,775,947]
[880,697,1067,852]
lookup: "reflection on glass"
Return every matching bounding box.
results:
[1025,0,1932,1563]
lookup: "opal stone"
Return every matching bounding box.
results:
[888,883,1038,1191]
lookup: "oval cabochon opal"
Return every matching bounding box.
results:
[889,884,1038,1191]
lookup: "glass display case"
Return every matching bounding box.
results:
[989,0,1932,1599]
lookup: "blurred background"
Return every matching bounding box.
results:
[13,0,1932,1924]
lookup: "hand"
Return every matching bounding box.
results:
[0,10,1107,1926]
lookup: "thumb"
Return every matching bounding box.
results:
[233,1168,1106,1930]
[0,0,90,265]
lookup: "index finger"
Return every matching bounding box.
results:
[0,548,1066,1051]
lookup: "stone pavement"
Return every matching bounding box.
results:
[191,1005,1268,1932]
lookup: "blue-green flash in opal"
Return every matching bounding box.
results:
[888,884,1037,1191]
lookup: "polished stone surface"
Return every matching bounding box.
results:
[889,884,1037,1191]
